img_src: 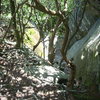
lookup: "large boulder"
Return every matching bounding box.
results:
[55,0,100,63]
[68,0,100,47]
[24,65,68,85]
[67,18,100,89]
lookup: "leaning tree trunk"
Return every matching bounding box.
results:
[59,16,76,90]
[61,0,87,88]
[61,19,76,100]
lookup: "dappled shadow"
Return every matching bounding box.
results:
[0,65,68,100]
[0,43,91,100]
[0,43,68,100]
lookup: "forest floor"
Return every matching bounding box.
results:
[0,25,100,100]
[0,41,72,100]
[0,41,100,100]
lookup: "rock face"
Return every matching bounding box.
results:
[55,0,100,90]
[67,19,100,88]
[66,0,100,90]
[55,0,100,62]
[69,0,100,47]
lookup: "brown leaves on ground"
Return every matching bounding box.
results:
[0,43,68,100]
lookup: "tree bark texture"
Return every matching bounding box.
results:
[9,0,21,48]
[0,0,1,15]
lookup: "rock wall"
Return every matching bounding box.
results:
[67,0,100,89]
[67,19,100,88]
[55,0,100,90]
[69,0,100,47]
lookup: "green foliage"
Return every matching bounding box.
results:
[1,0,11,19]
[24,24,43,56]
[67,0,75,13]
[1,0,77,55]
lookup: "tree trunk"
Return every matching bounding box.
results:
[0,0,1,15]
[48,19,61,64]
[9,0,16,30]
[61,18,76,89]
[48,32,56,64]
[9,0,21,48]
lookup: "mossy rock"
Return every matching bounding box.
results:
[24,23,43,57]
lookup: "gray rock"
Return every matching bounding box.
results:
[67,18,100,87]
[68,0,100,47]
[55,0,100,88]
[24,65,68,85]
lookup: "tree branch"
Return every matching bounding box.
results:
[26,1,62,17]
[0,0,28,43]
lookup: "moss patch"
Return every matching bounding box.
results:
[24,23,43,57]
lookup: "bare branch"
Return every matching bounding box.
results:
[26,1,62,17]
